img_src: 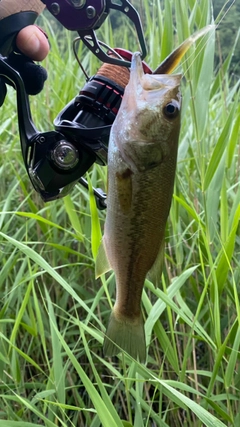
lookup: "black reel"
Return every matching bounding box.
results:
[0,54,124,207]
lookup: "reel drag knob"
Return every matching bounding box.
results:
[51,140,79,170]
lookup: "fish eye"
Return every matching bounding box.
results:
[163,101,180,119]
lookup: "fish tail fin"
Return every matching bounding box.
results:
[103,309,146,362]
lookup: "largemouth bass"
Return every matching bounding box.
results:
[96,27,213,362]
[96,52,181,362]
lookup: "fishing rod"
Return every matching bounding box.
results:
[0,0,147,207]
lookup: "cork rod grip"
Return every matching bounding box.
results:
[0,0,45,19]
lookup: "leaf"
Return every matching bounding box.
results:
[216,204,240,293]
[50,321,122,427]
[0,232,102,327]
[145,266,199,344]
[63,194,84,239]
[87,173,102,260]
[203,96,238,191]
[158,381,228,427]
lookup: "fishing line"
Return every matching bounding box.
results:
[215,0,236,28]
[181,28,215,78]
[181,0,236,77]
[74,35,130,89]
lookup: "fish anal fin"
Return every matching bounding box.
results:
[95,239,112,278]
[103,309,146,362]
[148,238,165,287]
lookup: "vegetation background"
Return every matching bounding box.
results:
[0,0,239,426]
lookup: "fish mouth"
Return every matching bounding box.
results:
[123,52,182,111]
[132,51,181,88]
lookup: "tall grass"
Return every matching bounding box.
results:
[0,1,239,426]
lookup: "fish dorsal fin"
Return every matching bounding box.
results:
[95,239,112,278]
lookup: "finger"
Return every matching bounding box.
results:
[16,25,49,61]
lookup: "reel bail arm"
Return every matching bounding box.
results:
[42,0,147,67]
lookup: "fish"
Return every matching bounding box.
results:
[96,53,181,362]
[96,26,214,362]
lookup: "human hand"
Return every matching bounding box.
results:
[0,25,49,106]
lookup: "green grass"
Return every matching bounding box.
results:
[0,1,240,426]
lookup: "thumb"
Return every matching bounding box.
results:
[16,25,49,61]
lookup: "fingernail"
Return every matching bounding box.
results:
[27,33,41,55]
[35,25,49,39]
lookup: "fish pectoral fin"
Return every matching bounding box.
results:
[148,239,165,287]
[95,239,112,278]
